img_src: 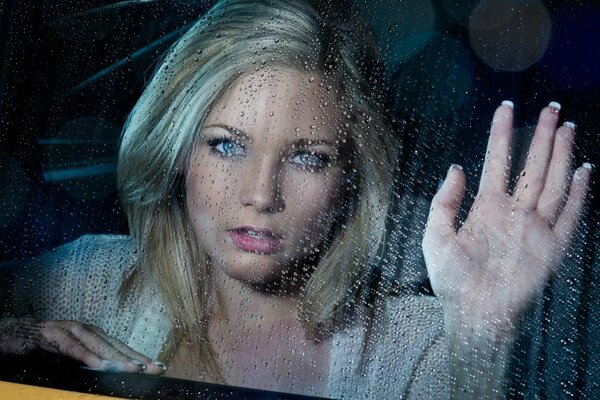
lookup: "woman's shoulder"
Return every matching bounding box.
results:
[376,293,448,398]
[5,233,136,275]
[0,234,138,321]
[67,233,137,274]
[55,234,137,283]
[370,292,445,361]
[383,292,444,333]
[329,293,449,399]
[0,234,134,264]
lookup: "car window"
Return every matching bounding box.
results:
[1,1,598,399]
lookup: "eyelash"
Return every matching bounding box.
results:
[207,137,247,158]
[206,136,334,172]
[289,150,332,171]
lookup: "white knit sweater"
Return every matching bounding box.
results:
[1,234,449,399]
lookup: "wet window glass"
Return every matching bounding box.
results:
[1,1,598,399]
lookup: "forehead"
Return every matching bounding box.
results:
[205,68,341,140]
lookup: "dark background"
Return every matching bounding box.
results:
[1,0,599,398]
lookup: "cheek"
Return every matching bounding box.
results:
[282,171,342,231]
[187,157,237,205]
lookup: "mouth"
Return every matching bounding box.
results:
[227,226,283,254]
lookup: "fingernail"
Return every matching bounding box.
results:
[152,360,167,371]
[575,163,593,180]
[501,100,514,109]
[548,101,561,114]
[563,121,576,130]
[131,359,146,370]
[449,164,463,172]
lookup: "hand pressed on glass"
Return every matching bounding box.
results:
[422,101,591,396]
[0,317,165,374]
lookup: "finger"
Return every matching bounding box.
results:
[537,121,576,223]
[89,326,166,375]
[477,101,513,196]
[554,163,592,245]
[423,164,466,251]
[514,102,561,208]
[37,324,103,369]
[69,323,145,373]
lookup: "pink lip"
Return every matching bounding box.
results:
[227,226,283,254]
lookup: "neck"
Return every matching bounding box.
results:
[209,264,306,327]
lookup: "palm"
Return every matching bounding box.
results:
[434,196,558,323]
[423,103,590,330]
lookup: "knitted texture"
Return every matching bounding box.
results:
[1,234,449,399]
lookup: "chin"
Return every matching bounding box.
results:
[217,253,284,285]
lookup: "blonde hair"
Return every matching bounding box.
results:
[117,0,399,381]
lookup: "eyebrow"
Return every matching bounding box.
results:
[204,123,337,147]
[293,138,336,147]
[203,124,251,141]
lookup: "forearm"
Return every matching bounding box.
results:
[444,310,516,400]
[0,317,40,354]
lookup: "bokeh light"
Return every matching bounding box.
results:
[468,0,551,71]
[357,0,436,68]
[0,154,30,227]
[44,116,119,200]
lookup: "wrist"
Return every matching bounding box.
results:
[0,317,41,354]
[442,303,518,343]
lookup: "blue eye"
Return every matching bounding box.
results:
[207,137,246,157]
[289,151,330,170]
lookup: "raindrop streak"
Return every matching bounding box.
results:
[69,20,196,94]
[56,0,159,23]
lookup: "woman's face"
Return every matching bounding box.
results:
[185,67,345,285]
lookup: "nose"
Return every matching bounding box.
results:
[241,157,285,213]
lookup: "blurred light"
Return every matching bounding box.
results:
[70,22,193,93]
[45,116,119,200]
[43,163,117,182]
[0,154,30,227]
[468,0,551,71]
[539,5,600,92]
[356,0,436,68]
[392,35,473,119]
[55,0,159,22]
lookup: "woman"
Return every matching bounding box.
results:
[0,0,591,398]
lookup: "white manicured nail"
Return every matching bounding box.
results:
[575,163,593,180]
[548,101,561,111]
[131,359,146,370]
[563,121,576,130]
[501,100,514,109]
[152,360,167,371]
